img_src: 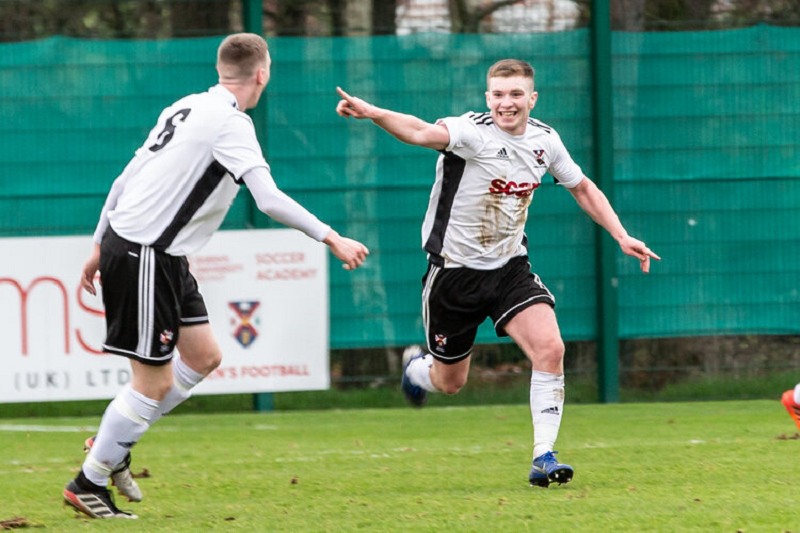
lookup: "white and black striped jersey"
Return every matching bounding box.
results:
[94,85,271,256]
[422,112,585,270]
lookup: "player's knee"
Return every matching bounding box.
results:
[208,349,223,372]
[548,338,566,363]
[198,348,222,374]
[439,383,461,395]
[439,375,468,395]
[536,337,565,368]
[181,346,222,376]
[147,377,174,401]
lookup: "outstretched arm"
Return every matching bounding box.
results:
[568,177,661,273]
[243,168,369,270]
[335,87,450,150]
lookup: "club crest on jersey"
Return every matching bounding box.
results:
[229,301,261,348]
[532,149,546,166]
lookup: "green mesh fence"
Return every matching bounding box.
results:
[1,26,798,350]
[612,27,800,339]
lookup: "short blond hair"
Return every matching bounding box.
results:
[217,33,268,80]
[486,59,535,90]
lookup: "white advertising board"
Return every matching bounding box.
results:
[0,229,329,403]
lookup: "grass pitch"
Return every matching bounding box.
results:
[0,400,797,531]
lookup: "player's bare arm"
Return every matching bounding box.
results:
[80,243,102,295]
[323,229,370,271]
[569,177,660,273]
[336,87,450,150]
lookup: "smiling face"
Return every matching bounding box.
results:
[485,75,538,136]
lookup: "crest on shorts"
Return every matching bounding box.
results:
[228,301,261,348]
[532,149,546,166]
[159,330,174,353]
[160,330,174,345]
[434,334,447,347]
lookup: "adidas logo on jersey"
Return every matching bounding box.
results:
[496,147,509,159]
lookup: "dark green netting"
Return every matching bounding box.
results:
[1,26,798,348]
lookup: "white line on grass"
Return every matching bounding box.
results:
[0,424,98,432]
[0,423,278,438]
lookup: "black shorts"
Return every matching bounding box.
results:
[422,255,555,364]
[100,227,209,366]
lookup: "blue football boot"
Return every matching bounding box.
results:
[529,451,574,488]
[401,345,428,408]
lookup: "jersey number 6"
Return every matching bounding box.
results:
[149,108,192,153]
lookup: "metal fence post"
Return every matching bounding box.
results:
[243,0,274,412]
[243,0,262,37]
[591,0,619,403]
[243,0,266,232]
[253,390,274,412]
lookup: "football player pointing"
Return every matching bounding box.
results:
[337,59,658,488]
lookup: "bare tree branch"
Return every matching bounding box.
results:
[448,0,471,33]
[451,0,525,33]
[472,0,524,23]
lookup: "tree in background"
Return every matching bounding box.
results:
[0,0,233,41]
[447,0,524,33]
[0,0,168,41]
[2,0,798,42]
[724,0,800,26]
[170,0,232,36]
[607,0,800,31]
[372,0,397,34]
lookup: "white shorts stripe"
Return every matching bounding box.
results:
[136,248,144,355]
[429,347,473,361]
[532,272,555,301]
[136,246,156,357]
[180,316,208,323]
[103,344,171,361]
[147,248,156,355]
[493,294,555,329]
[422,265,441,355]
